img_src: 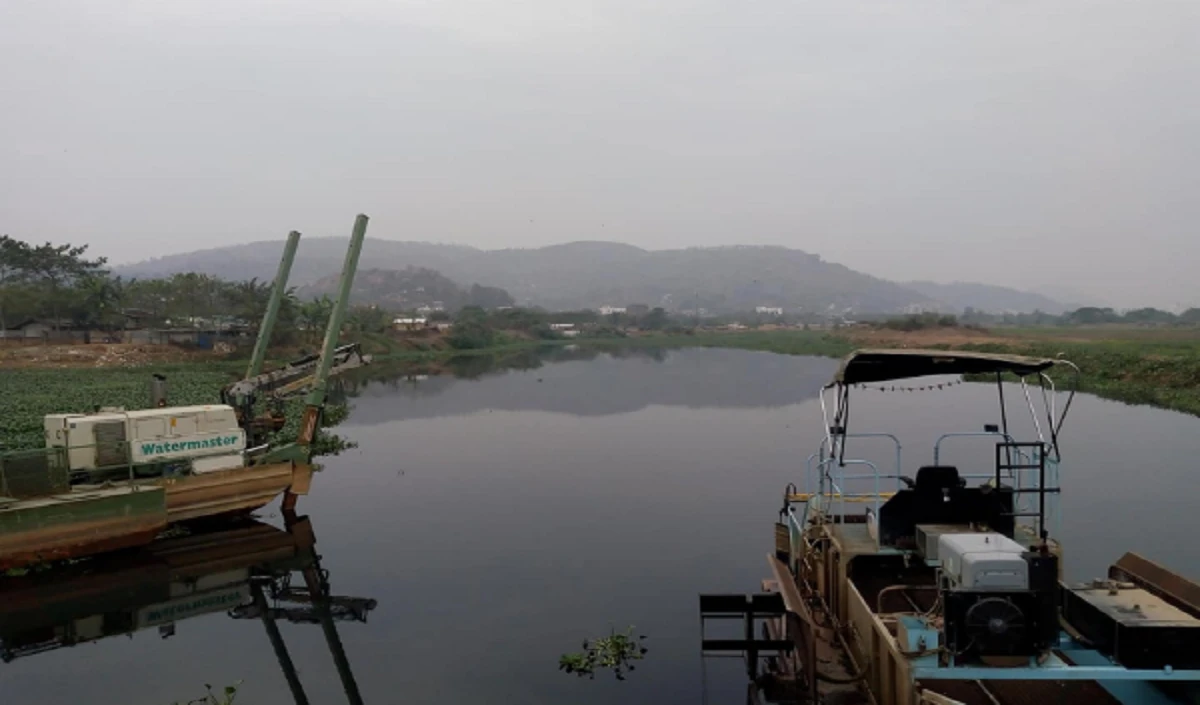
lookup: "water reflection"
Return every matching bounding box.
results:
[9,348,1199,705]
[339,347,836,422]
[0,514,374,705]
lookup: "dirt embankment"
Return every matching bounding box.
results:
[0,342,227,369]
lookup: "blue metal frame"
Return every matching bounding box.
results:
[910,636,1200,683]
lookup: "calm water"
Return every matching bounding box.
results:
[4,347,1200,704]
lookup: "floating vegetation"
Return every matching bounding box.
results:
[559,627,648,680]
[1,367,353,456]
[174,682,240,705]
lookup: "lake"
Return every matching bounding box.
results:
[4,347,1199,704]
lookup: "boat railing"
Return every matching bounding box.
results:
[805,433,902,495]
[934,431,1029,480]
[799,430,1056,530]
[809,456,885,524]
[0,446,72,499]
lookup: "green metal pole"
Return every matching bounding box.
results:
[246,230,302,380]
[297,215,368,447]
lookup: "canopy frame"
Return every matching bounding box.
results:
[821,349,1078,466]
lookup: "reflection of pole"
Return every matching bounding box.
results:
[252,581,311,705]
[301,565,365,705]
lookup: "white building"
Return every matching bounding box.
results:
[598,306,627,316]
[393,317,427,330]
[549,323,575,331]
[755,306,784,316]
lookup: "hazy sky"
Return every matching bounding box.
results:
[2,1,1197,307]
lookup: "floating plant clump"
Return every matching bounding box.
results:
[559,627,648,680]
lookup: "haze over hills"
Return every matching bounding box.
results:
[902,281,1069,315]
[117,239,1067,315]
[299,267,515,311]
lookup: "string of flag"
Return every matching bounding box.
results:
[853,380,964,392]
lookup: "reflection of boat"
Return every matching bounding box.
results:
[0,512,373,704]
[0,216,371,569]
[701,349,1200,705]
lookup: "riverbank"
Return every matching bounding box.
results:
[371,325,1200,418]
[667,327,1200,418]
[4,326,1198,450]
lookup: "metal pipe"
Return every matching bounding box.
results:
[246,231,301,380]
[299,215,368,446]
[150,374,168,407]
[876,584,939,614]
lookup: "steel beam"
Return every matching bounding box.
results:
[246,231,301,380]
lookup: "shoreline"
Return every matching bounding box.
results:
[4,329,1198,450]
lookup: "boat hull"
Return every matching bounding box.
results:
[161,461,313,523]
[0,487,167,570]
[0,462,313,570]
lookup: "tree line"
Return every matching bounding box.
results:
[960,306,1200,327]
[0,235,392,342]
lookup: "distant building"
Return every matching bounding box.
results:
[598,306,627,316]
[0,319,50,339]
[549,323,575,331]
[561,329,581,338]
[393,317,428,331]
[755,306,784,316]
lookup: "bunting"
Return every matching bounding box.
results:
[853,380,965,393]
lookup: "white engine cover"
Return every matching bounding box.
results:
[939,533,1028,591]
[45,405,245,471]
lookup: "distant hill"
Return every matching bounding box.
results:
[298,267,514,311]
[903,281,1068,314]
[117,239,935,313]
[119,239,1068,315]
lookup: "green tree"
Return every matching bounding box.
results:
[1065,307,1121,325]
[347,305,389,334]
[447,306,496,349]
[68,274,123,337]
[297,296,334,343]
[0,235,33,332]
[24,240,108,328]
[1179,308,1200,326]
[1122,307,1176,325]
[642,307,669,330]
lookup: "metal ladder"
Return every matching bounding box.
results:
[995,441,1059,542]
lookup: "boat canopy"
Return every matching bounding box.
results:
[829,349,1057,386]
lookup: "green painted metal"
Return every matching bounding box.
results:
[304,214,368,411]
[0,487,165,534]
[246,230,302,381]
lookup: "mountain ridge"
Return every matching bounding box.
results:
[116,239,1063,314]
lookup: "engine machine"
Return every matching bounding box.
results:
[935,531,1059,662]
[44,405,247,477]
[878,464,1061,664]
